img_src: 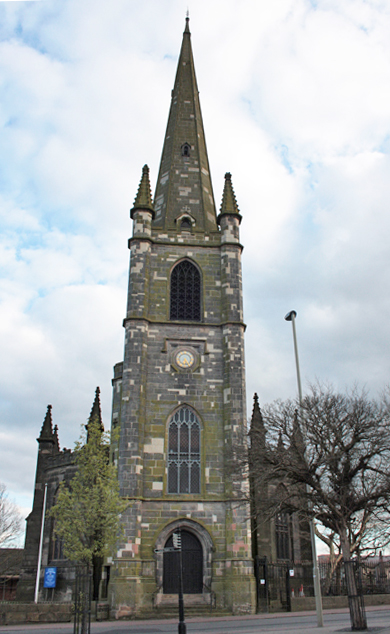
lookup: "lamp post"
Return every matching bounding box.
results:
[34,482,47,604]
[284,311,323,628]
[173,530,186,634]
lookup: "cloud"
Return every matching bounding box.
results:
[0,0,390,538]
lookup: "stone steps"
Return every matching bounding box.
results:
[141,606,232,620]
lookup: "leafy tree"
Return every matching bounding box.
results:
[0,483,22,546]
[251,383,390,631]
[50,396,126,600]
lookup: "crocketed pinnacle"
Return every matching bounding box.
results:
[217,172,242,224]
[38,404,53,442]
[249,393,266,452]
[131,165,155,218]
[87,386,104,435]
[220,173,240,214]
[290,408,305,458]
[53,424,60,452]
[276,431,285,456]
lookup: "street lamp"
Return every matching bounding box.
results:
[284,310,323,628]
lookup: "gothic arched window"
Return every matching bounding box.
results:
[275,512,290,561]
[168,407,201,494]
[170,260,201,322]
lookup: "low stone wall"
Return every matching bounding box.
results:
[0,601,110,625]
[0,602,72,625]
[290,594,390,612]
[92,601,110,621]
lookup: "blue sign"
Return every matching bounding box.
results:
[43,567,57,588]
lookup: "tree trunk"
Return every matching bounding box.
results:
[92,555,103,601]
[339,527,367,631]
[74,564,91,634]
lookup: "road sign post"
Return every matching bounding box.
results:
[174,531,186,634]
[155,532,186,634]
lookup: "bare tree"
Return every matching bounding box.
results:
[0,483,23,546]
[250,383,390,631]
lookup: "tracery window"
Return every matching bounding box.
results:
[168,407,201,494]
[170,260,201,322]
[275,512,290,561]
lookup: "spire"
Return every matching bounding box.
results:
[217,172,242,224]
[86,387,104,440]
[153,18,218,232]
[38,405,54,443]
[130,164,155,218]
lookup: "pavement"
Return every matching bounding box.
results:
[0,606,389,634]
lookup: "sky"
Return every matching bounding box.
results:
[1,0,390,540]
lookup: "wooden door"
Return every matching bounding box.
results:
[163,530,203,594]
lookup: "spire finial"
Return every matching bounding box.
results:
[185,10,190,33]
[130,164,155,218]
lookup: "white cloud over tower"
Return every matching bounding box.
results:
[0,0,390,526]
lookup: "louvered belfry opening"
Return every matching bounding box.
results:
[170,260,201,321]
[168,407,200,494]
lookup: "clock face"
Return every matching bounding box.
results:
[175,349,195,369]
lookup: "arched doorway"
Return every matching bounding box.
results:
[163,530,203,594]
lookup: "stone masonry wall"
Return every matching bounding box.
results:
[112,211,255,614]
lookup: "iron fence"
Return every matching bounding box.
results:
[319,557,390,596]
[255,556,390,613]
[255,558,315,612]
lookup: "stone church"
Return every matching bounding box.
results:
[16,18,312,616]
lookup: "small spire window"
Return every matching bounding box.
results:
[181,143,191,158]
[180,217,192,230]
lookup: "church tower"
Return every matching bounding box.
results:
[110,18,255,616]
